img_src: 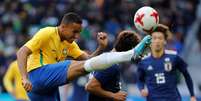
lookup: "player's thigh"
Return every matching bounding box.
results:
[67,60,88,81]
[29,60,72,91]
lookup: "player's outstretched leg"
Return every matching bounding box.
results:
[67,35,152,80]
[84,35,151,72]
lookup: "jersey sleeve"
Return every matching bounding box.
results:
[176,55,188,73]
[3,62,16,93]
[93,66,116,85]
[25,28,50,52]
[67,42,84,59]
[137,62,146,91]
[176,56,195,96]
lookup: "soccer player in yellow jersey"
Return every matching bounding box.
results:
[17,12,152,100]
[3,60,29,101]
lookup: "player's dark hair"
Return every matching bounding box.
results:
[152,26,168,40]
[61,12,82,25]
[114,31,140,52]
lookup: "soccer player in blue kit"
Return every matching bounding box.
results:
[86,30,141,101]
[137,25,197,101]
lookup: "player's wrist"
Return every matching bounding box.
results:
[109,92,115,100]
[22,75,28,80]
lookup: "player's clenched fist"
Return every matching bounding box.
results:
[97,32,108,49]
[112,91,127,101]
[22,77,32,92]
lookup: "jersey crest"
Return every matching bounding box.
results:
[63,48,67,56]
[164,57,172,72]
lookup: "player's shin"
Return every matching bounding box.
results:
[84,35,151,72]
[84,50,134,72]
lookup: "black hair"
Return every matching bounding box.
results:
[61,12,82,25]
[152,26,168,40]
[114,31,140,52]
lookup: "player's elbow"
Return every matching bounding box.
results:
[16,50,21,59]
[85,82,94,92]
[85,78,102,93]
[16,46,31,59]
[85,81,99,93]
[17,46,24,57]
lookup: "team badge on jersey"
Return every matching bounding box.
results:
[164,57,172,72]
[63,48,67,55]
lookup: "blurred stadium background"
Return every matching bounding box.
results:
[0,0,201,101]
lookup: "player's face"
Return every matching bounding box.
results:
[61,23,82,43]
[151,32,165,52]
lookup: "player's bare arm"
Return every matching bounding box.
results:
[16,46,32,91]
[76,32,108,60]
[85,77,127,101]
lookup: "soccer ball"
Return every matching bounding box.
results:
[134,6,159,33]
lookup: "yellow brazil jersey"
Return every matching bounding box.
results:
[25,27,83,72]
[3,61,29,100]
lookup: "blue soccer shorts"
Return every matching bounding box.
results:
[27,60,71,101]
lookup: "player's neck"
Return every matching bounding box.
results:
[152,50,164,58]
[57,26,65,41]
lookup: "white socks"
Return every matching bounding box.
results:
[84,50,134,72]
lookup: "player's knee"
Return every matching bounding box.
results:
[67,61,87,81]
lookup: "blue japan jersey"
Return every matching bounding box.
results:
[88,64,121,101]
[137,50,194,101]
[70,76,88,101]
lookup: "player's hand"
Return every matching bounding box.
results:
[140,89,148,97]
[190,96,197,101]
[22,77,32,92]
[112,91,127,101]
[97,32,108,49]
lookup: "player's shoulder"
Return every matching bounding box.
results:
[38,26,56,34]
[40,26,56,31]
[164,50,181,62]
[164,50,178,56]
[165,50,178,58]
